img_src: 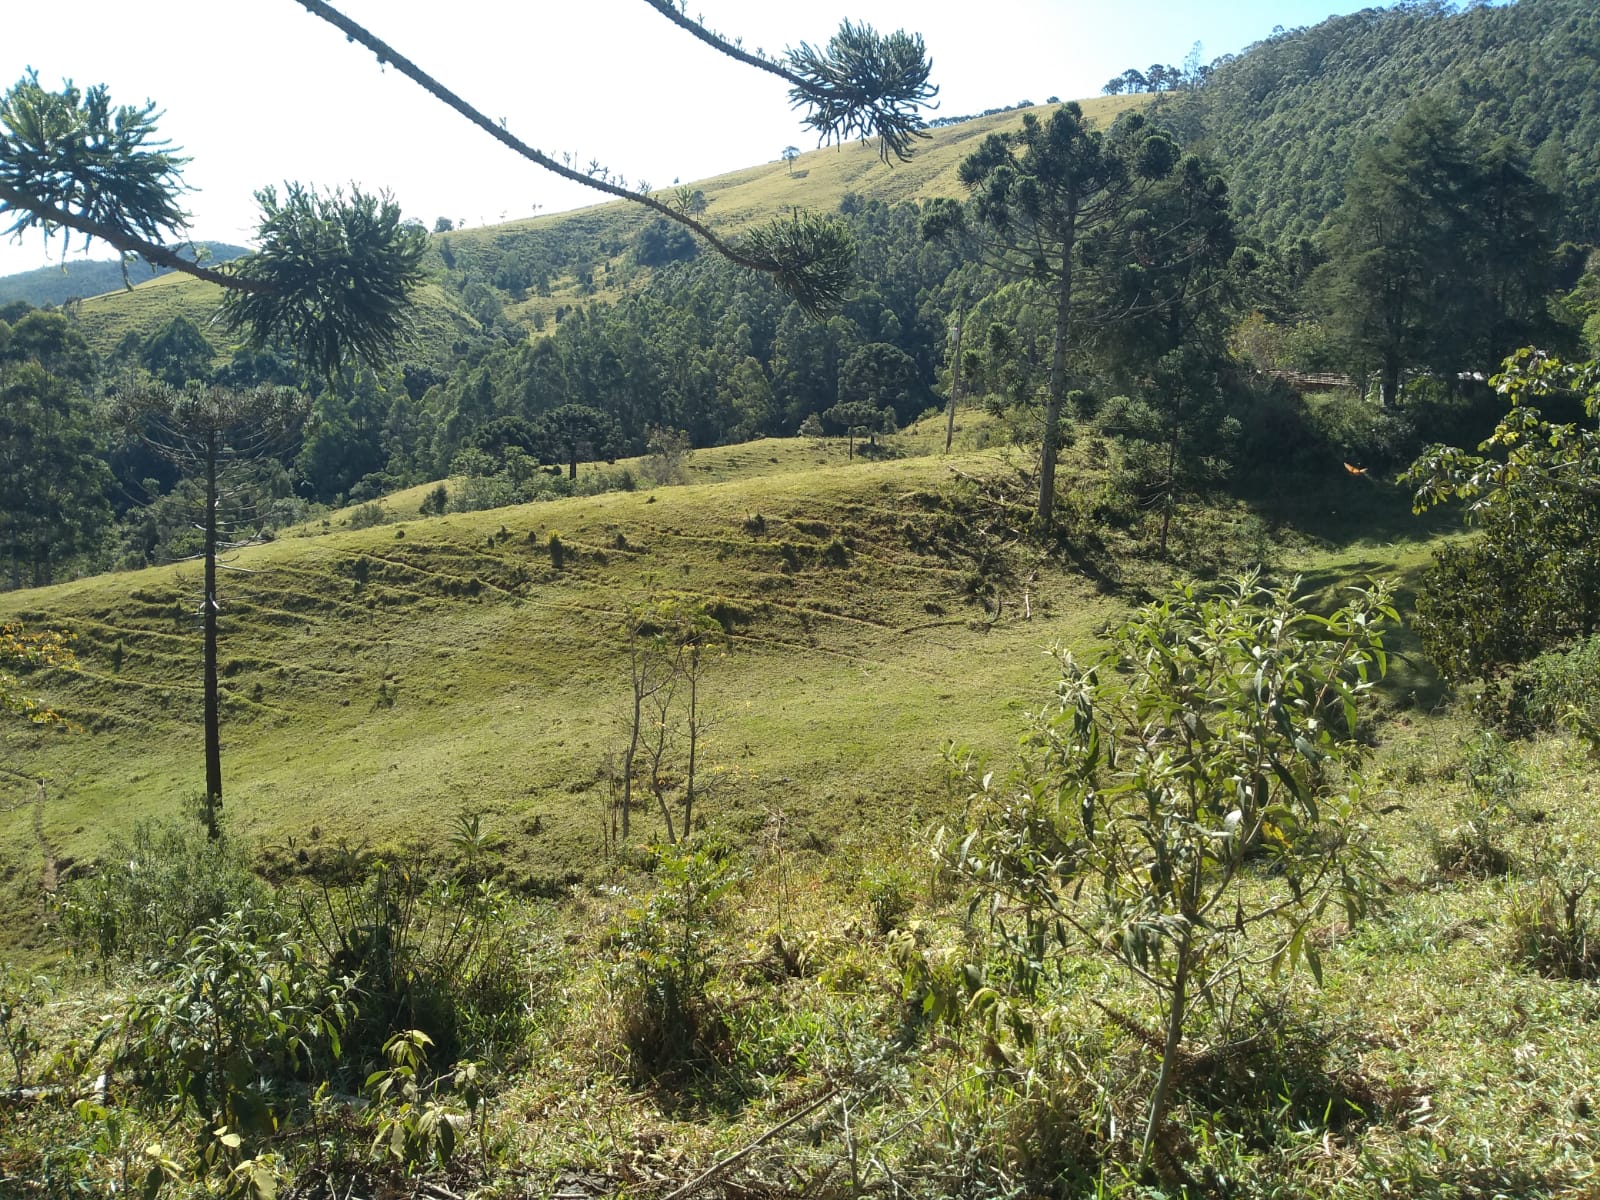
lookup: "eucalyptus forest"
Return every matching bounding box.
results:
[2,1,1600,1197]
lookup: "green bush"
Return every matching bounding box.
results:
[347,501,388,529]
[418,483,448,516]
[294,822,531,1065]
[59,817,272,966]
[1302,390,1418,470]
[1499,633,1600,736]
[611,845,740,1079]
[1429,732,1522,878]
[110,905,351,1160]
[862,864,914,935]
[943,572,1395,1169]
[1508,841,1598,980]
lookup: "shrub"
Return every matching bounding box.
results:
[943,571,1395,1169]
[1508,842,1598,980]
[418,483,448,516]
[1429,732,1523,878]
[110,905,351,1160]
[59,817,272,966]
[862,864,914,935]
[347,501,388,529]
[0,968,47,1087]
[611,845,740,1079]
[1500,633,1600,736]
[364,1030,487,1172]
[1301,390,1418,472]
[293,819,530,1065]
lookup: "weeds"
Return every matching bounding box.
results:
[611,845,741,1081]
[1509,840,1599,980]
[1429,732,1524,878]
[58,816,271,968]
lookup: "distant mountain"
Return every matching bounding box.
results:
[1185,0,1600,245]
[0,242,250,308]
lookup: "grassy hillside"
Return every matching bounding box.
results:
[57,97,1144,363]
[13,427,1600,1199]
[0,242,248,309]
[0,424,1126,945]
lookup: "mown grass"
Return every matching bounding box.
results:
[0,425,1127,954]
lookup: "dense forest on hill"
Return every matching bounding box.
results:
[1183,0,1600,243]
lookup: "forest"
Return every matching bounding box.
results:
[2,0,1600,1197]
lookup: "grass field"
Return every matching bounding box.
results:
[0,420,1119,949]
[8,415,1600,1198]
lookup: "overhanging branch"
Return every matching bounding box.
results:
[288,0,770,275]
[0,181,272,294]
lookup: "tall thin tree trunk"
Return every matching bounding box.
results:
[622,647,642,840]
[1380,353,1401,408]
[1140,932,1191,1173]
[945,306,965,455]
[202,429,222,839]
[1038,229,1076,528]
[683,649,699,837]
[1158,391,1185,556]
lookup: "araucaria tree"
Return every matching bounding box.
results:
[3,2,940,330]
[115,383,310,839]
[0,73,427,377]
[945,572,1395,1168]
[927,103,1196,527]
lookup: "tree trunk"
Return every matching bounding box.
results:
[1380,354,1401,408]
[683,651,699,837]
[622,666,642,840]
[1140,932,1191,1174]
[945,306,965,455]
[1038,220,1076,529]
[1157,392,1184,557]
[202,429,222,840]
[567,449,578,480]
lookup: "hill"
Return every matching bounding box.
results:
[1188,0,1600,244]
[49,97,1144,365]
[0,241,249,308]
[0,426,1109,944]
[0,405,1441,949]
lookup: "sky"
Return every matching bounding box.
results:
[1,0,1385,279]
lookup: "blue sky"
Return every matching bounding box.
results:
[0,0,1397,277]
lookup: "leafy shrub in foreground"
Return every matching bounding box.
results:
[294,817,531,1065]
[108,904,351,1164]
[59,816,272,967]
[943,571,1395,1169]
[611,845,740,1080]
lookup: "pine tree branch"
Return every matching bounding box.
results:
[636,0,800,86]
[287,0,765,273]
[0,181,272,294]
